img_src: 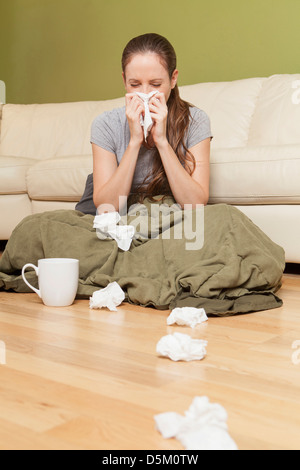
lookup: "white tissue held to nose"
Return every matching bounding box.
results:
[167,307,208,328]
[89,282,125,311]
[136,90,159,141]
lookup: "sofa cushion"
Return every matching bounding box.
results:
[0,156,36,194]
[179,77,266,149]
[32,200,77,214]
[27,155,93,201]
[248,74,300,146]
[0,98,125,160]
[209,144,300,204]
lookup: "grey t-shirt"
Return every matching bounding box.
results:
[76,106,212,214]
[90,105,212,192]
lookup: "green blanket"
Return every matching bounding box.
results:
[0,197,285,315]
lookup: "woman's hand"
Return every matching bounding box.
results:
[148,92,168,147]
[125,93,144,146]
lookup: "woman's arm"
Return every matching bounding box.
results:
[93,94,145,213]
[156,138,210,208]
[149,93,210,208]
[93,140,141,213]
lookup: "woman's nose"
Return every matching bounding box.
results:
[141,87,151,95]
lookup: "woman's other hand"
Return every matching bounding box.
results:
[148,92,168,147]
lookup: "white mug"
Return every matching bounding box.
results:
[22,258,79,307]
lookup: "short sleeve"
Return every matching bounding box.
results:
[186,107,213,149]
[90,111,117,154]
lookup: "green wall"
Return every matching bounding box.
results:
[0,0,299,104]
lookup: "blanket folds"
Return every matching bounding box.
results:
[0,197,285,315]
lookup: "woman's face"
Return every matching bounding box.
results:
[122,52,178,101]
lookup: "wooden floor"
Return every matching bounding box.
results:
[0,254,300,449]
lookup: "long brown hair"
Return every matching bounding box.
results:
[122,33,196,202]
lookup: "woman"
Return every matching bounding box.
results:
[0,33,284,316]
[76,33,213,215]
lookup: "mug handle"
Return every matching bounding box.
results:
[21,263,41,298]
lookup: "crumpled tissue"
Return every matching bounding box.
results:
[156,332,207,362]
[167,307,208,328]
[93,211,135,251]
[89,281,125,311]
[154,396,238,451]
[136,90,158,141]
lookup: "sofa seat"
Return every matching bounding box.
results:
[0,156,36,194]
[209,144,300,204]
[26,155,93,202]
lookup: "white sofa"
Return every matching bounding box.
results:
[0,74,300,262]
